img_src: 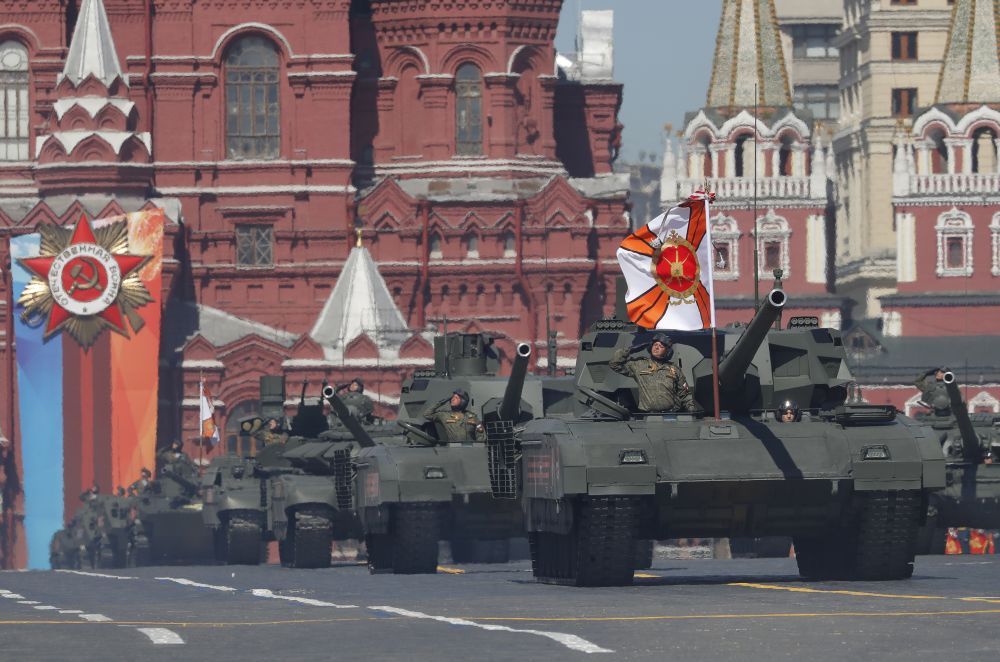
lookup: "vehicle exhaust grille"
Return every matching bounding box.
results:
[486,420,519,499]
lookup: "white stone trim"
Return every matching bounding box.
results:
[992,212,1000,276]
[210,23,293,60]
[968,390,1000,413]
[806,214,827,284]
[754,209,791,278]
[935,207,974,277]
[820,311,842,330]
[896,212,917,282]
[709,214,740,280]
[156,184,355,195]
[881,310,902,337]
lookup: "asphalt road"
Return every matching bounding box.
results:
[1,554,999,661]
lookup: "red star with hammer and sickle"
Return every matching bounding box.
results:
[19,214,147,337]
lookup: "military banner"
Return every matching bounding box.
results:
[616,192,717,330]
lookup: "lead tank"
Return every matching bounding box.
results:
[501,289,946,586]
[333,333,574,574]
[914,372,1000,553]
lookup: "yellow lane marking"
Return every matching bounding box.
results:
[0,617,379,627]
[730,582,1000,605]
[633,573,661,579]
[437,566,465,575]
[729,583,944,601]
[467,608,1000,622]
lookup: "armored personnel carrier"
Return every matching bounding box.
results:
[495,290,945,586]
[332,333,573,574]
[127,453,215,566]
[913,372,1000,553]
[50,493,131,569]
[201,376,377,567]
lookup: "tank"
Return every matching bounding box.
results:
[913,371,1000,553]
[126,452,215,566]
[201,376,382,568]
[334,333,572,574]
[500,289,946,586]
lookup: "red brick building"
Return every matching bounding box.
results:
[0,0,628,561]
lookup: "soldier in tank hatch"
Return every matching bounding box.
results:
[422,388,485,444]
[157,439,189,468]
[776,400,801,422]
[915,367,951,415]
[609,332,699,413]
[80,482,100,501]
[129,468,152,494]
[335,378,375,422]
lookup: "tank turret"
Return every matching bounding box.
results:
[716,289,786,389]
[943,371,983,463]
[492,343,532,422]
[322,386,378,448]
[434,333,500,377]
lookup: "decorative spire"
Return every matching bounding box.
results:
[936,0,1000,104]
[310,244,409,351]
[706,0,791,109]
[659,128,677,207]
[61,0,125,87]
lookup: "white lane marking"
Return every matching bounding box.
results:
[17,600,40,604]
[55,569,137,580]
[136,628,185,645]
[59,610,84,614]
[368,606,614,655]
[0,589,10,593]
[155,577,237,592]
[2,594,23,599]
[33,606,58,610]
[79,614,112,622]
[250,588,358,609]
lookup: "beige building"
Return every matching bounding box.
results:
[775,0,842,124]
[833,0,952,317]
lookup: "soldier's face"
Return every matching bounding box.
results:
[781,409,795,422]
[935,370,945,381]
[650,341,668,359]
[349,382,361,392]
[450,394,463,408]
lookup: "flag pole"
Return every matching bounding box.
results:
[706,195,721,420]
[198,371,204,471]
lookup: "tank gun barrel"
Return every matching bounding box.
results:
[322,386,377,448]
[717,289,786,389]
[943,372,982,463]
[498,343,532,422]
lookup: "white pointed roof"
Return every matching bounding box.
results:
[310,243,410,350]
[936,0,1000,104]
[61,0,125,86]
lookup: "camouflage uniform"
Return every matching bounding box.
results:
[341,391,375,422]
[422,399,485,444]
[609,346,698,412]
[915,369,950,415]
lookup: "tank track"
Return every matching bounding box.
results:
[533,496,638,587]
[365,534,394,574]
[450,539,510,564]
[290,506,333,569]
[389,503,443,574]
[795,490,920,580]
[634,539,655,570]
[222,510,264,565]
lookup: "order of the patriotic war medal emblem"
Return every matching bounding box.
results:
[16,213,153,349]
[649,230,700,303]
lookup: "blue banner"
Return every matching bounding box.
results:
[11,234,64,569]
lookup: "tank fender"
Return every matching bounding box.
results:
[846,420,945,490]
[277,475,339,510]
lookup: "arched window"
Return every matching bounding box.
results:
[501,231,516,257]
[465,232,479,258]
[972,127,998,174]
[928,128,948,174]
[225,36,280,160]
[455,63,483,156]
[734,134,755,177]
[429,232,442,258]
[0,40,29,161]
[778,135,794,176]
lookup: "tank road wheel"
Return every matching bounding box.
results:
[365,534,393,574]
[290,506,334,569]
[389,503,443,574]
[851,490,921,580]
[222,510,264,565]
[534,497,639,587]
[634,539,655,570]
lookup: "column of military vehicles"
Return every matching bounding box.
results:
[54,285,980,586]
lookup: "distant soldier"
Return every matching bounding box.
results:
[129,468,152,495]
[609,333,698,413]
[157,439,188,469]
[336,378,375,423]
[422,388,484,444]
[915,368,951,415]
[80,482,100,502]
[256,418,285,447]
[776,400,801,423]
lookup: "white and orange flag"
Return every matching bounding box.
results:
[199,377,221,446]
[616,192,716,330]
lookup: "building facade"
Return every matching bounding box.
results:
[661,0,845,327]
[0,0,627,567]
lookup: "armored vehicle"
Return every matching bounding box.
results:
[50,493,131,569]
[337,334,569,574]
[496,289,945,586]
[127,453,215,566]
[914,372,1000,553]
[202,376,377,567]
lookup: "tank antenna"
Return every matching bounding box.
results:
[753,82,760,309]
